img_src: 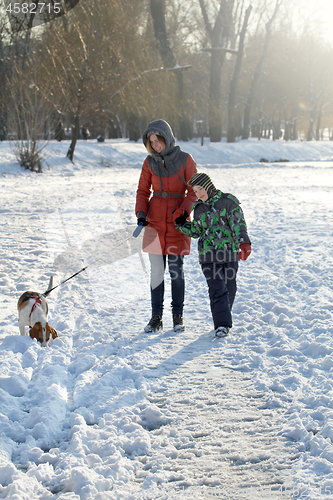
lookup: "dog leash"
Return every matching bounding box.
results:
[43,225,145,297]
[43,267,88,297]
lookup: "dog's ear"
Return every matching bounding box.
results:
[46,323,58,340]
[29,325,37,340]
[51,327,58,339]
[30,323,42,342]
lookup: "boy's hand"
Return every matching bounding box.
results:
[239,243,251,260]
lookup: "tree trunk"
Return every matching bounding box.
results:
[150,0,176,68]
[150,0,191,139]
[199,0,234,142]
[67,112,80,162]
[316,107,322,141]
[65,0,97,161]
[242,0,281,140]
[284,122,290,141]
[307,112,316,141]
[227,5,252,143]
[209,50,224,142]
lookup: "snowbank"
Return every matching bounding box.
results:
[0,138,332,499]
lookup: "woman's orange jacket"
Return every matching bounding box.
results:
[135,153,197,255]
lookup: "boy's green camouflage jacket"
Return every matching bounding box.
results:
[176,190,251,263]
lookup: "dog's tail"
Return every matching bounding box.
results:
[43,267,87,297]
[43,276,54,297]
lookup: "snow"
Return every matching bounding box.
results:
[0,137,333,499]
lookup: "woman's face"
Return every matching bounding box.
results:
[149,134,164,153]
[193,185,208,202]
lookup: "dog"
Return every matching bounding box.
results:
[17,291,58,346]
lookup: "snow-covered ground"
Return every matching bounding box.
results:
[0,138,333,500]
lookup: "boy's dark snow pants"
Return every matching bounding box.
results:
[201,261,238,329]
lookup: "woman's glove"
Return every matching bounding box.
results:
[174,210,188,225]
[133,216,149,237]
[137,217,149,227]
[239,243,251,260]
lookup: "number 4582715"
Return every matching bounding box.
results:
[6,3,61,14]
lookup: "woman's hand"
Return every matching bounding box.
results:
[137,217,149,227]
[174,210,188,225]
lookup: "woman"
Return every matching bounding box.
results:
[135,119,197,333]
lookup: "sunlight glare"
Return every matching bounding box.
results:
[302,0,333,44]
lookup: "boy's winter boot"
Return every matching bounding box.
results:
[144,315,163,333]
[173,314,185,332]
[215,326,229,337]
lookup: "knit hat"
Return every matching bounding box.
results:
[146,130,161,138]
[188,173,217,198]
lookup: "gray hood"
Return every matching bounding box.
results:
[142,119,175,157]
[142,119,188,179]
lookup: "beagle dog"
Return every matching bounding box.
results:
[17,291,58,346]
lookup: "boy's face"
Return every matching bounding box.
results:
[193,185,208,202]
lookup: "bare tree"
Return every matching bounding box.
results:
[199,0,234,142]
[227,4,252,142]
[242,0,281,139]
[3,0,333,150]
[8,51,56,171]
[149,0,192,139]
[41,0,148,159]
[0,17,11,141]
[66,0,98,161]
[306,86,320,141]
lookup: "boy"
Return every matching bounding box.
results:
[175,173,251,337]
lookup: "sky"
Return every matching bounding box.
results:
[298,0,333,45]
